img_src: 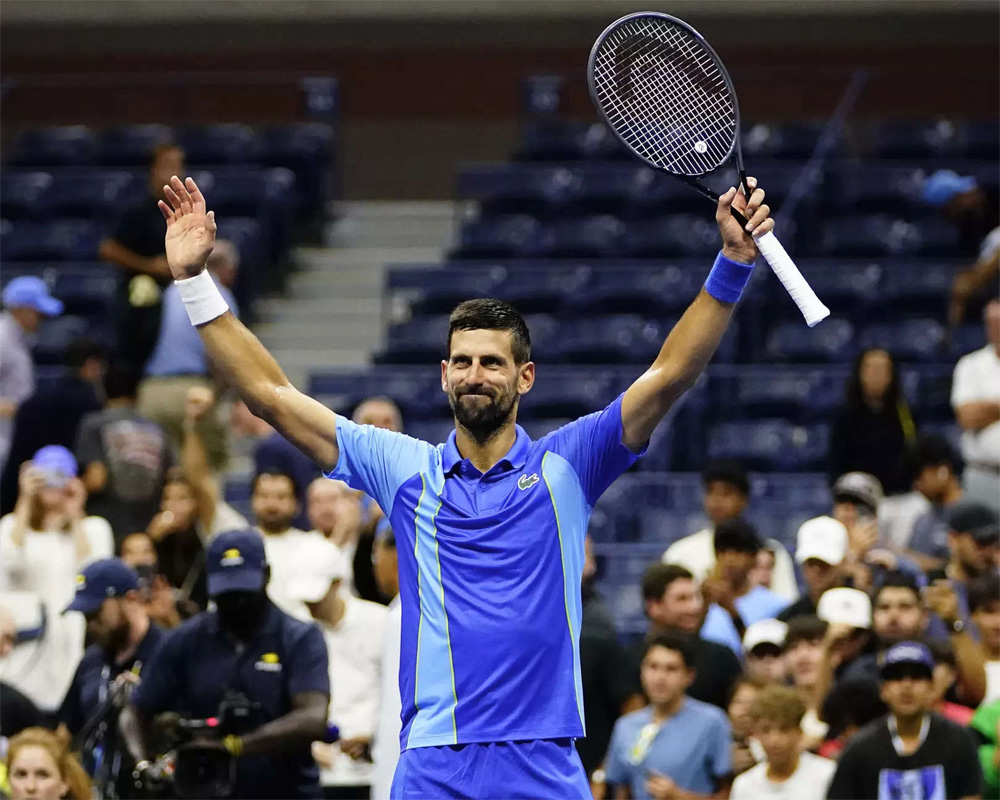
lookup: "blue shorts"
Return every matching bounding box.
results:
[390,738,590,800]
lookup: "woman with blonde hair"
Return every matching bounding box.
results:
[4,726,92,799]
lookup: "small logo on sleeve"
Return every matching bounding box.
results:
[518,473,540,491]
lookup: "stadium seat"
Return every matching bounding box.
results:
[708,419,829,471]
[574,266,704,315]
[96,124,175,166]
[830,164,929,215]
[189,167,296,217]
[215,217,266,267]
[624,215,720,258]
[11,126,96,167]
[870,120,961,160]
[819,215,960,258]
[741,122,824,160]
[519,369,621,418]
[765,319,856,362]
[495,267,591,314]
[455,215,545,259]
[880,265,952,318]
[259,123,335,212]
[521,417,574,441]
[961,121,1000,159]
[46,170,141,221]
[0,171,54,219]
[715,367,848,421]
[32,315,111,365]
[950,323,987,358]
[405,419,457,447]
[0,220,103,262]
[516,120,627,161]
[177,124,260,165]
[760,260,882,322]
[457,164,580,215]
[557,315,667,364]
[861,319,947,362]
[547,215,625,258]
[51,266,118,316]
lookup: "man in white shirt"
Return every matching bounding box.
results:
[661,461,798,603]
[730,685,835,800]
[371,520,402,800]
[952,298,1000,511]
[290,535,387,798]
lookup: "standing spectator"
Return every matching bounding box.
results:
[0,338,105,517]
[784,616,833,748]
[728,680,761,777]
[630,564,743,711]
[291,537,386,800]
[99,143,183,373]
[827,641,982,800]
[307,477,364,595]
[905,434,967,569]
[730,686,836,800]
[371,521,401,800]
[779,516,849,621]
[828,348,916,496]
[743,619,788,686]
[700,519,787,655]
[118,531,182,629]
[138,245,239,472]
[605,634,732,800]
[5,727,92,800]
[969,573,1000,702]
[662,461,798,602]
[952,298,1000,511]
[0,277,63,473]
[0,446,113,710]
[75,366,171,542]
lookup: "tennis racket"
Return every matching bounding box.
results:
[588,12,830,327]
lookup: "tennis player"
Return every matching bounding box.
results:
[155,174,772,798]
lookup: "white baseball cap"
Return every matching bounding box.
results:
[743,618,788,654]
[285,536,349,604]
[795,516,849,566]
[817,587,872,629]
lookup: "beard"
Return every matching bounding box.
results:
[448,383,518,443]
[257,514,294,535]
[95,619,131,655]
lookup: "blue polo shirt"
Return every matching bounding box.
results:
[605,700,731,799]
[327,393,643,750]
[131,601,329,799]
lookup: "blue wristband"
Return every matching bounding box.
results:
[704,251,755,304]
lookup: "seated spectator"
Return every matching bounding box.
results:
[828,348,916,496]
[0,338,105,517]
[118,531,182,629]
[742,619,788,687]
[700,519,787,655]
[904,434,967,570]
[969,573,1000,702]
[779,516,848,621]
[254,421,320,532]
[288,537,387,798]
[307,477,364,594]
[629,563,742,711]
[827,641,982,800]
[138,241,240,472]
[783,615,832,748]
[0,277,63,474]
[952,298,1000,512]
[728,680,761,777]
[662,461,798,602]
[4,727,92,800]
[75,366,171,542]
[730,686,836,800]
[604,634,732,800]
[371,522,401,800]
[0,446,113,710]
[971,699,1000,799]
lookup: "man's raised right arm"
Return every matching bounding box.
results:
[158,175,339,471]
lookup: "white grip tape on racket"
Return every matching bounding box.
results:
[753,231,830,327]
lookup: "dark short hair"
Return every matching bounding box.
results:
[911,434,961,475]
[251,470,300,497]
[784,614,828,647]
[714,517,760,555]
[969,573,1000,614]
[66,337,106,370]
[641,563,694,603]
[447,299,531,365]
[820,678,887,736]
[643,632,695,668]
[702,460,750,497]
[103,364,140,401]
[873,570,922,606]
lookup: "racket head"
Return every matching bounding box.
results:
[588,12,743,179]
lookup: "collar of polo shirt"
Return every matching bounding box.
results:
[441,424,532,477]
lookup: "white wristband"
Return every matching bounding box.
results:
[176,270,229,327]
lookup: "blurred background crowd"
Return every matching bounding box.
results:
[0,1,998,799]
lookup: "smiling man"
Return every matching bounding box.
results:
[151,173,774,798]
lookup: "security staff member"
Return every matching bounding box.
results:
[120,529,330,799]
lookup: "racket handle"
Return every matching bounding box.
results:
[753,231,830,327]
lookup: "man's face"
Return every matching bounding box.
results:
[801,558,839,598]
[640,645,693,706]
[784,637,824,688]
[252,474,298,534]
[442,329,533,442]
[880,671,934,718]
[162,481,197,527]
[307,479,359,536]
[972,602,1000,655]
[746,645,787,685]
[949,531,994,577]
[748,549,775,589]
[85,598,131,653]
[754,720,802,770]
[12,306,42,334]
[120,533,157,568]
[716,548,755,586]
[354,400,403,432]
[703,481,747,526]
[913,465,952,503]
[873,587,926,644]
[647,577,703,633]
[151,147,185,197]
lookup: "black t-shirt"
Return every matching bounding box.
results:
[827,713,982,800]
[778,595,817,622]
[625,631,742,711]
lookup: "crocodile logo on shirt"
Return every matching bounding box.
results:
[518,473,540,491]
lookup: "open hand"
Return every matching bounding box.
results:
[159,176,217,280]
[716,177,773,264]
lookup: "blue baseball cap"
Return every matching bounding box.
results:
[921,169,977,207]
[64,558,141,615]
[32,445,78,487]
[206,529,268,597]
[880,641,935,680]
[2,276,63,316]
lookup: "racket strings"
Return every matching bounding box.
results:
[592,16,737,176]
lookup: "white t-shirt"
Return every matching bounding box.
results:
[260,527,326,618]
[372,596,402,800]
[317,593,388,787]
[730,752,836,800]
[986,660,1000,704]
[952,345,1000,467]
[210,502,249,538]
[0,513,114,710]
[662,528,800,603]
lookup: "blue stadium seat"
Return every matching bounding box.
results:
[741,122,824,160]
[750,473,831,514]
[259,123,335,211]
[830,164,928,215]
[715,367,848,421]
[950,323,987,359]
[388,267,502,314]
[547,216,625,258]
[0,172,54,219]
[32,315,111,365]
[517,120,626,161]
[405,419,457,447]
[380,316,450,363]
[905,365,955,423]
[765,319,856,362]
[46,170,141,221]
[558,315,666,364]
[623,167,703,215]
[12,126,96,167]
[573,165,648,214]
[574,266,704,315]
[496,267,590,314]
[961,121,1000,159]
[455,215,545,259]
[870,120,961,160]
[458,164,580,215]
[708,420,829,471]
[861,319,947,362]
[880,265,952,318]
[189,167,296,217]
[51,267,118,315]
[638,509,705,544]
[0,220,102,262]
[215,217,265,267]
[519,370,621,418]
[819,215,960,258]
[624,215,720,258]
[177,124,260,165]
[97,124,175,166]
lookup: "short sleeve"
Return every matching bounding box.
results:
[709,712,732,778]
[326,415,437,516]
[75,413,104,467]
[131,629,182,715]
[287,623,331,697]
[543,394,644,507]
[951,353,983,407]
[825,740,861,800]
[950,726,985,799]
[603,717,630,787]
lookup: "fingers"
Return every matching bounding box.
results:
[715,186,738,222]
[742,177,769,234]
[170,175,193,212]
[185,177,207,214]
[157,200,174,223]
[162,184,183,214]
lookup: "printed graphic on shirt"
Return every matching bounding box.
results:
[877,765,945,800]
